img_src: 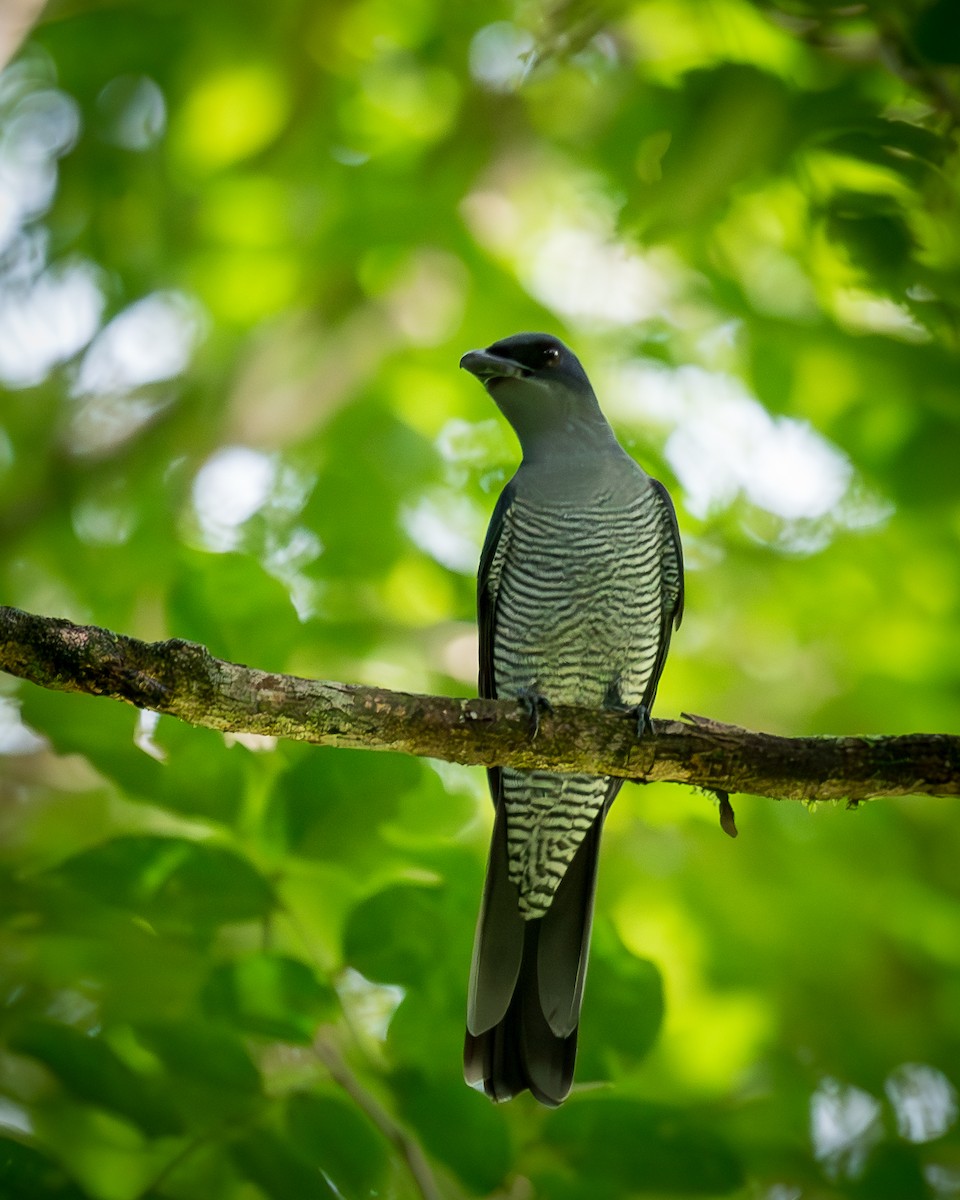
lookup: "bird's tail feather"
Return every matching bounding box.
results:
[465,786,617,1105]
[465,919,577,1105]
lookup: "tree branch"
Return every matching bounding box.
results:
[1,605,957,803]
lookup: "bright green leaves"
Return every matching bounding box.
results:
[274,746,405,863]
[202,955,337,1043]
[641,65,796,236]
[207,1088,392,1199]
[302,403,435,582]
[343,876,475,1082]
[169,549,303,671]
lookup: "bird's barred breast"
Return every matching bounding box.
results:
[491,492,665,710]
[490,491,669,916]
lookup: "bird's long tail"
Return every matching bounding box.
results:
[464,786,615,1105]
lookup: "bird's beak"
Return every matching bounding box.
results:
[460,349,529,382]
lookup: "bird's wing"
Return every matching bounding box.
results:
[651,477,684,630]
[466,795,524,1036]
[467,476,526,1045]
[478,476,517,806]
[478,475,517,701]
[640,478,685,712]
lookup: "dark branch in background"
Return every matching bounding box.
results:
[773,3,960,128]
[1,605,958,803]
[874,12,960,128]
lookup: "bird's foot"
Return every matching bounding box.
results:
[609,702,654,739]
[602,681,654,739]
[515,688,553,740]
[632,703,655,739]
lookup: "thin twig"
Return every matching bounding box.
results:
[138,1106,266,1200]
[313,1030,442,1200]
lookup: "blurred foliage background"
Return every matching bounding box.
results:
[1,0,959,1196]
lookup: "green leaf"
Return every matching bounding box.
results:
[273,746,405,863]
[851,1141,930,1200]
[575,924,664,1081]
[8,1021,182,1138]
[302,404,432,580]
[168,549,303,670]
[231,1128,335,1200]
[343,883,455,988]
[821,123,946,184]
[201,954,337,1042]
[0,1137,88,1200]
[384,988,464,1075]
[16,687,245,821]
[17,685,161,801]
[286,1092,388,1196]
[134,1018,263,1095]
[146,720,248,823]
[823,192,913,282]
[52,835,275,931]
[394,1072,511,1193]
[543,1097,744,1194]
[890,415,960,507]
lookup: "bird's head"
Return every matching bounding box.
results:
[459,333,604,455]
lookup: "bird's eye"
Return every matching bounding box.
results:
[543,346,560,366]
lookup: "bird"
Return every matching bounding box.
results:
[459,332,684,1106]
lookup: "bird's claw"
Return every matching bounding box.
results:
[632,704,654,739]
[516,688,553,740]
[601,680,654,740]
[604,696,654,739]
